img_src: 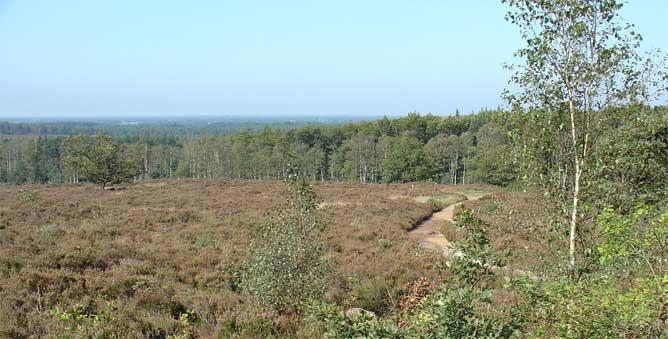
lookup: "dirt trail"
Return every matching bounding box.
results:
[407,193,485,259]
[408,192,538,279]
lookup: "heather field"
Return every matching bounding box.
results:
[0,180,495,337]
[2,1,667,336]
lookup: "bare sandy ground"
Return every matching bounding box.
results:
[407,193,485,258]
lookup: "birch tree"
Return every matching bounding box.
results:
[503,0,667,271]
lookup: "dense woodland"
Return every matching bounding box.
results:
[3,105,667,192]
[0,109,517,186]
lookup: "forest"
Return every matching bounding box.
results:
[1,109,516,186]
[3,105,667,190]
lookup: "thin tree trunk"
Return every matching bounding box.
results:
[569,164,581,270]
[144,143,148,180]
[454,153,458,185]
[450,160,454,185]
[568,97,580,271]
[463,155,467,185]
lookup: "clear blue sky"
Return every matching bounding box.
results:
[1,1,666,118]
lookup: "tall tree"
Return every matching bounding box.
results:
[503,0,666,270]
[474,122,515,186]
[425,134,451,184]
[62,135,141,189]
[380,134,432,183]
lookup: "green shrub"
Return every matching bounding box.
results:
[513,275,666,338]
[304,286,521,338]
[399,286,520,338]
[451,208,505,285]
[595,205,668,272]
[243,173,330,314]
[62,134,141,189]
[511,204,668,338]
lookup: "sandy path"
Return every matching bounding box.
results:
[408,192,538,278]
[407,193,484,259]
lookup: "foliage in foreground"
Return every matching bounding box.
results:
[304,286,520,339]
[500,203,668,338]
[305,203,668,338]
[449,208,506,285]
[514,275,666,338]
[304,210,519,338]
[243,172,330,314]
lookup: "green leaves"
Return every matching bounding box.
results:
[62,134,141,188]
[451,208,506,285]
[243,175,329,314]
[586,106,668,210]
[380,134,434,183]
[514,274,666,337]
[304,286,520,338]
[596,204,668,272]
[595,207,643,267]
[503,0,667,270]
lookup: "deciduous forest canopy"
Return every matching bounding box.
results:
[1,109,516,186]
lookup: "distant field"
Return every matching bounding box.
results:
[0,179,494,337]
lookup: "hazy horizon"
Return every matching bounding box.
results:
[1,112,404,123]
[1,1,666,119]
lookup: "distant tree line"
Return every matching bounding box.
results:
[0,120,314,137]
[0,109,517,186]
[1,106,665,190]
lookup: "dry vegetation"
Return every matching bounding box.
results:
[459,191,564,272]
[0,179,492,337]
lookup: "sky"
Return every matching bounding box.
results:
[1,1,666,119]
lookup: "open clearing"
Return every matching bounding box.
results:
[0,179,495,337]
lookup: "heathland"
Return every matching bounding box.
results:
[1,180,496,337]
[2,0,668,337]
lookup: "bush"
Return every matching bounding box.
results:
[243,174,330,314]
[451,208,506,285]
[303,301,399,338]
[304,285,521,338]
[511,204,668,338]
[513,275,667,338]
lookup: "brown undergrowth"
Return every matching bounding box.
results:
[0,179,493,337]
